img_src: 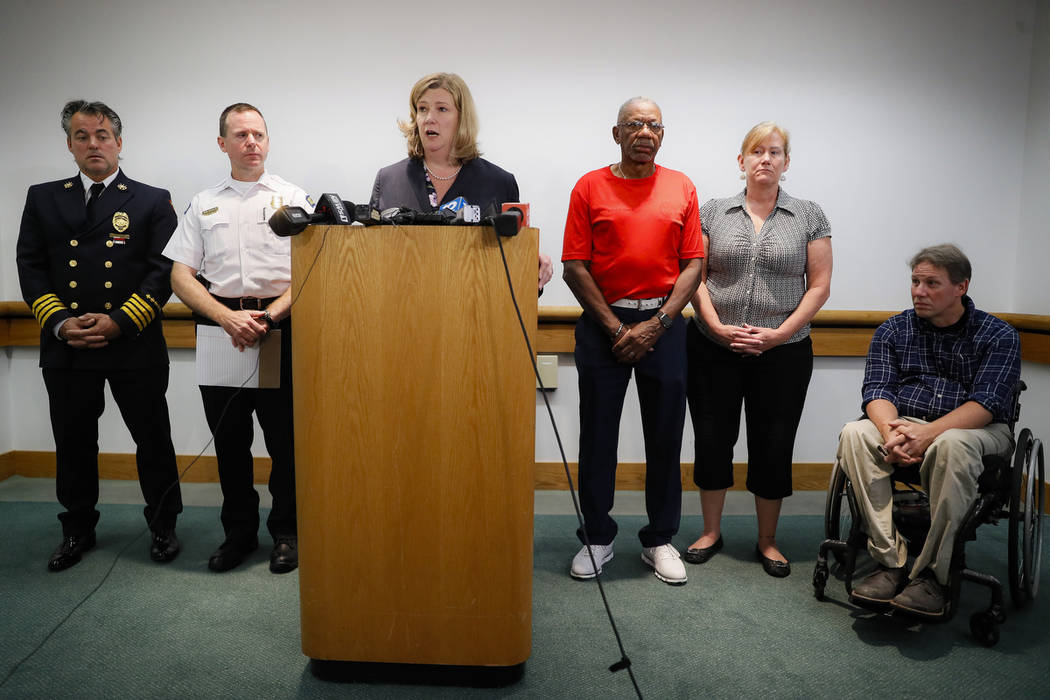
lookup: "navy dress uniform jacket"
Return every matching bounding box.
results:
[16,169,177,369]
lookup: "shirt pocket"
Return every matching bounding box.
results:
[260,207,291,255]
[199,211,233,273]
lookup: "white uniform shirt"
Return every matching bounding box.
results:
[163,172,312,298]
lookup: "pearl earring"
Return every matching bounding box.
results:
[739,172,746,180]
[780,174,787,181]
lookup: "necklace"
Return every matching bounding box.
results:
[612,163,654,179]
[424,162,461,181]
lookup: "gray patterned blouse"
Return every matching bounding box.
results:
[697,188,831,345]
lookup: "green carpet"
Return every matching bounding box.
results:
[1,501,1047,699]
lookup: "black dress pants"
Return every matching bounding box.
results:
[686,324,813,499]
[199,318,296,543]
[575,308,687,548]
[42,365,182,536]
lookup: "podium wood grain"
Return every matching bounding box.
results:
[292,225,537,667]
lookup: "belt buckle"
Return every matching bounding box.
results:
[239,297,261,311]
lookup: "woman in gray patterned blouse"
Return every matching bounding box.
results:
[683,121,832,578]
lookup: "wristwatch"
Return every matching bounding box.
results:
[261,310,278,331]
[656,311,673,330]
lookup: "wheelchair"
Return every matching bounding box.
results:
[812,381,1044,646]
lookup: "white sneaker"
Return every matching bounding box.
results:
[570,543,614,579]
[642,544,687,585]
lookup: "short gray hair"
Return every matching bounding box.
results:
[61,100,122,139]
[617,96,660,123]
[909,244,972,284]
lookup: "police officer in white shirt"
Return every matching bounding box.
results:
[164,103,311,574]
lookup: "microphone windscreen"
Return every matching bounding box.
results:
[269,206,312,237]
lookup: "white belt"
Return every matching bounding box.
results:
[610,296,666,311]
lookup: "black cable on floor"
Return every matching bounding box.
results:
[493,229,644,700]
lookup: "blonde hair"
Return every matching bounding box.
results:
[740,121,791,156]
[399,72,480,162]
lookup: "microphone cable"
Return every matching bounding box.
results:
[491,228,644,700]
[0,225,333,692]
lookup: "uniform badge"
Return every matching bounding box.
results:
[117,183,128,191]
[306,194,316,207]
[202,206,218,216]
[112,211,130,233]
[63,181,73,189]
[109,232,129,245]
[270,196,285,209]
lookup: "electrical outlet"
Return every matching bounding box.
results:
[536,354,558,390]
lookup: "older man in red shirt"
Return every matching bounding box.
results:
[562,97,703,585]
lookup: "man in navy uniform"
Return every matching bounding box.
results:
[16,100,183,571]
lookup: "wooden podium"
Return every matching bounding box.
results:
[290,224,537,684]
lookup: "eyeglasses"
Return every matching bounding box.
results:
[617,120,665,133]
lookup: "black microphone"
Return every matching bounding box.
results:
[480,202,522,237]
[268,193,352,236]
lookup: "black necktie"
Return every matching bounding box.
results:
[86,182,105,221]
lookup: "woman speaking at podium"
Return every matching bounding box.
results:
[371,72,553,291]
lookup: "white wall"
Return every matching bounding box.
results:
[2,0,1047,468]
[1018,0,1050,313]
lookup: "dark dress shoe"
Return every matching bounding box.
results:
[150,529,181,563]
[684,536,723,565]
[850,565,908,606]
[890,570,947,618]
[270,535,298,574]
[755,544,791,578]
[208,537,259,572]
[48,532,97,572]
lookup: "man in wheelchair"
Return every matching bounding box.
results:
[835,244,1020,618]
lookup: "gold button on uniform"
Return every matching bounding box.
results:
[104,302,112,310]
[69,260,77,267]
[106,240,114,248]
[104,281,112,289]
[69,281,77,288]
[71,302,79,310]
[105,261,113,268]
[70,239,78,247]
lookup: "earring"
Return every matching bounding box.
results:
[739,172,746,180]
[780,174,787,181]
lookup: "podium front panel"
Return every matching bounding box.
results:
[291,225,537,667]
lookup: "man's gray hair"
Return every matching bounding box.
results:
[909,244,972,285]
[617,96,660,123]
[61,100,122,139]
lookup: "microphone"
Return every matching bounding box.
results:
[481,202,523,237]
[441,196,481,224]
[268,193,352,236]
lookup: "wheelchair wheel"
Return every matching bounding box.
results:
[824,463,853,565]
[1008,430,1045,607]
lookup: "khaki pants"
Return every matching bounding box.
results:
[836,418,1013,585]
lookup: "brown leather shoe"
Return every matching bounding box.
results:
[850,565,908,606]
[48,532,97,572]
[891,570,947,618]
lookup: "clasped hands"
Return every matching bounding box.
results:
[220,309,270,351]
[880,419,936,465]
[611,318,663,364]
[718,323,782,356]
[60,313,121,349]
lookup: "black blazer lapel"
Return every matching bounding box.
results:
[58,174,87,234]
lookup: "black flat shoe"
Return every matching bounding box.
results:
[684,536,723,565]
[208,537,259,572]
[755,544,790,578]
[150,528,181,563]
[48,531,97,572]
